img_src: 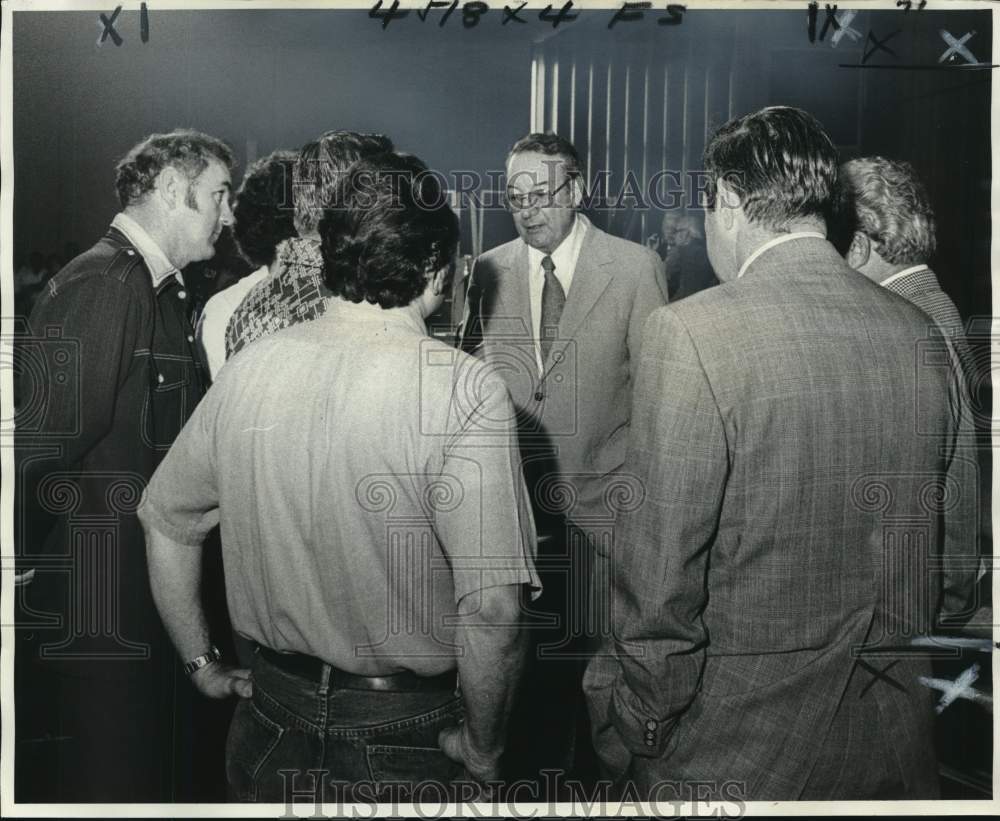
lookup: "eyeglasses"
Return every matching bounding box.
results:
[505,176,574,212]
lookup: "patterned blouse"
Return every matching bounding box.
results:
[225,237,330,358]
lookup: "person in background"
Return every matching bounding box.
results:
[197,150,298,380]
[224,130,392,358]
[16,128,235,802]
[838,154,982,619]
[585,106,976,800]
[138,150,540,801]
[838,156,973,381]
[647,209,718,300]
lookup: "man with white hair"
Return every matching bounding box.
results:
[839,155,973,380]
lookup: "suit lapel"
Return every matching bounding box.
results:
[506,242,533,335]
[481,244,533,340]
[543,226,613,376]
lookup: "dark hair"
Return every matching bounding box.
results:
[114,128,235,208]
[232,150,299,269]
[293,131,394,234]
[508,132,582,179]
[703,106,838,231]
[319,152,459,309]
[838,156,935,264]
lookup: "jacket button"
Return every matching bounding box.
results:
[157,373,164,384]
[187,334,194,343]
[534,390,544,402]
[178,290,187,300]
[125,249,135,256]
[645,719,658,730]
[644,738,655,747]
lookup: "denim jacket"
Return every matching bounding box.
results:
[16,225,205,674]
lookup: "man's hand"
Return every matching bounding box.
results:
[190,662,253,699]
[438,722,502,784]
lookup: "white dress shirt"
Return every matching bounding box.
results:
[526,213,589,372]
[737,231,826,279]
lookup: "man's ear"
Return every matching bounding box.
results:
[428,263,449,296]
[155,166,185,210]
[846,231,871,269]
[716,178,740,231]
[569,174,585,209]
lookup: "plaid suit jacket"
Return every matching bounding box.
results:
[584,237,977,800]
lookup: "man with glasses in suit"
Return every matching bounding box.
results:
[460,132,667,788]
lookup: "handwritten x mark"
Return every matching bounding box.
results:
[919,663,986,714]
[98,6,123,46]
[939,30,979,65]
[829,10,861,47]
[862,28,901,64]
[857,659,906,697]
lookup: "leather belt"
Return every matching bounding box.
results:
[256,645,457,693]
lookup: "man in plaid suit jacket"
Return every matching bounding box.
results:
[583,107,978,801]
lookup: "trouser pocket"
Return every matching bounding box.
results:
[362,697,465,801]
[365,744,464,802]
[225,698,286,802]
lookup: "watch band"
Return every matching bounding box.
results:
[183,645,221,676]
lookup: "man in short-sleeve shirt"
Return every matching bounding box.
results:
[143,302,539,672]
[139,151,540,800]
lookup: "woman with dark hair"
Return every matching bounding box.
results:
[224,131,393,360]
[196,150,298,379]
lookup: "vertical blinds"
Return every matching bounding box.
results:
[530,34,733,244]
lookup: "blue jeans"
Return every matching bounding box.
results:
[226,651,464,803]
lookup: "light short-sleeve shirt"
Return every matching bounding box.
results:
[140,298,540,676]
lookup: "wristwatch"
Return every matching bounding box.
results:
[183,645,222,676]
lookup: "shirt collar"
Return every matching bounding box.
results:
[527,212,589,278]
[323,297,428,337]
[879,264,929,289]
[737,231,826,279]
[111,212,183,287]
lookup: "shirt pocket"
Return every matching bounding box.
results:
[141,354,193,451]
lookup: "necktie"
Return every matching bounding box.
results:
[459,279,484,354]
[539,255,565,365]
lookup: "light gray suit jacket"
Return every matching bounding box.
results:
[584,237,977,800]
[464,221,667,536]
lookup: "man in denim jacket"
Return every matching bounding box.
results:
[15,129,235,802]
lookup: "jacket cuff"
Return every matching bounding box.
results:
[610,679,676,758]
